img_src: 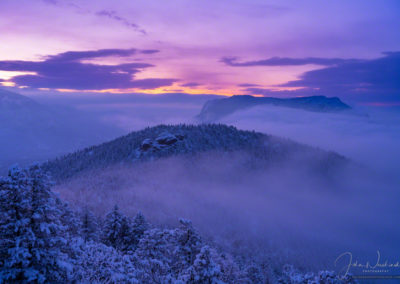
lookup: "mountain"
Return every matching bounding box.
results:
[196,95,351,122]
[43,124,347,181]
[0,88,39,110]
[0,89,122,172]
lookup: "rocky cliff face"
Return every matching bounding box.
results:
[135,132,185,158]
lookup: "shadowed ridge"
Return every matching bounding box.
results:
[197,95,351,122]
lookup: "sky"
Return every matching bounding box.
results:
[0,0,399,104]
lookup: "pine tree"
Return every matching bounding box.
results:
[81,207,99,242]
[131,211,149,248]
[0,165,70,283]
[182,246,223,284]
[0,166,31,281]
[58,199,81,238]
[174,218,203,271]
[102,205,133,251]
[133,228,176,283]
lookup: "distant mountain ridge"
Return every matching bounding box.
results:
[197,95,351,122]
[0,88,40,110]
[43,124,347,181]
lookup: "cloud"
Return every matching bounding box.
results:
[41,1,147,35]
[181,82,201,88]
[238,83,260,87]
[219,103,400,176]
[0,49,176,90]
[45,48,140,62]
[221,56,360,67]
[279,51,400,101]
[240,52,400,103]
[140,49,160,54]
[96,10,147,35]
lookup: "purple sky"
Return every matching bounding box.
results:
[0,0,399,103]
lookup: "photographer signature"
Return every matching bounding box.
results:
[335,251,400,277]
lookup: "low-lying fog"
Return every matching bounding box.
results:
[55,149,399,273]
[5,91,400,275]
[220,104,400,177]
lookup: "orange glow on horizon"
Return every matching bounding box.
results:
[55,86,238,96]
[51,85,307,97]
[0,81,16,87]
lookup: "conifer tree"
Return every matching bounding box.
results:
[182,246,222,284]
[130,211,149,248]
[102,205,133,251]
[0,165,70,283]
[81,207,99,242]
[174,218,202,271]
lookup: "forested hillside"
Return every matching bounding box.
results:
[43,124,347,181]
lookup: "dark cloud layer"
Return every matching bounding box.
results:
[280,52,400,101]
[45,48,140,61]
[0,49,176,90]
[242,52,400,102]
[221,56,360,67]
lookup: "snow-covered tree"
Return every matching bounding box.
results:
[102,205,134,251]
[130,211,149,248]
[81,207,99,242]
[133,228,176,283]
[58,199,81,238]
[73,239,138,283]
[180,245,223,284]
[173,218,203,272]
[213,252,242,283]
[0,166,31,281]
[279,264,357,284]
[0,165,71,283]
[244,263,265,284]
